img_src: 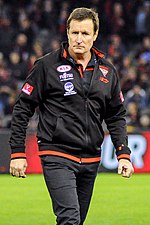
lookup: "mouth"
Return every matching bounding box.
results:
[73,46,84,49]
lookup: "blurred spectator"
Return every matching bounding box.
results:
[107,34,126,70]
[135,36,150,60]
[35,29,52,53]
[58,1,69,39]
[13,33,30,62]
[42,0,57,33]
[0,65,17,90]
[125,85,148,112]
[126,102,140,132]
[138,71,150,91]
[9,51,28,82]
[0,52,5,68]
[135,1,150,40]
[27,54,37,72]
[49,38,61,52]
[145,1,150,35]
[18,17,35,48]
[120,55,133,79]
[110,3,126,37]
[136,46,150,75]
[0,65,17,127]
[121,67,137,94]
[32,41,44,58]
[0,15,16,58]
[140,108,150,130]
[28,0,44,29]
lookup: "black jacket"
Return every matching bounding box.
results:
[9,43,131,162]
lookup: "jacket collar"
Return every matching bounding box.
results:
[61,42,105,60]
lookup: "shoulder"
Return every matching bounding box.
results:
[100,57,117,75]
[35,48,61,66]
[92,46,117,75]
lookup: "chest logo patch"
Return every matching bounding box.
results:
[64,82,77,96]
[59,72,74,81]
[99,77,109,83]
[57,65,71,72]
[99,66,109,77]
[22,83,34,95]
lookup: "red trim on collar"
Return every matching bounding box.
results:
[63,49,67,58]
[92,48,105,58]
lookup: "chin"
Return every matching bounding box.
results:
[73,49,84,54]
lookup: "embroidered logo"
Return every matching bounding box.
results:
[99,66,109,77]
[57,65,71,72]
[22,83,34,95]
[64,82,77,96]
[59,72,74,81]
[99,77,109,83]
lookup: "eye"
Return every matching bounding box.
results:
[72,31,78,35]
[82,32,89,35]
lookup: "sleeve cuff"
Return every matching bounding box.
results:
[117,154,130,161]
[11,153,26,159]
[116,145,131,161]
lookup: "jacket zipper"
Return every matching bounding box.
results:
[85,98,89,148]
[67,58,92,149]
[83,66,99,149]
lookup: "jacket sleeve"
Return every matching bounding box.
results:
[104,68,131,161]
[9,60,45,159]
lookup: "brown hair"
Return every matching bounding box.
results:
[66,7,99,34]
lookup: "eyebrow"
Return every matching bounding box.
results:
[71,30,90,34]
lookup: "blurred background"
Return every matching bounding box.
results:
[0,0,150,173]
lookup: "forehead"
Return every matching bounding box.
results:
[69,19,94,31]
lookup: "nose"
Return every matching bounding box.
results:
[76,33,82,44]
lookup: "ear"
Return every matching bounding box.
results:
[93,30,98,41]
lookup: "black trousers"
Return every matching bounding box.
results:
[41,156,99,225]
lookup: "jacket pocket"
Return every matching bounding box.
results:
[37,112,58,142]
[52,114,85,147]
[88,119,104,148]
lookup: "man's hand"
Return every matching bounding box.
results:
[10,158,27,178]
[118,159,134,178]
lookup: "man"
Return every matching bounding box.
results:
[9,7,134,225]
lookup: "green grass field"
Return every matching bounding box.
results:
[0,173,150,225]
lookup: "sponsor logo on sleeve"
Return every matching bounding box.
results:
[57,65,71,72]
[120,91,124,102]
[22,83,34,95]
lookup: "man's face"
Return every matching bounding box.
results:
[67,19,98,56]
